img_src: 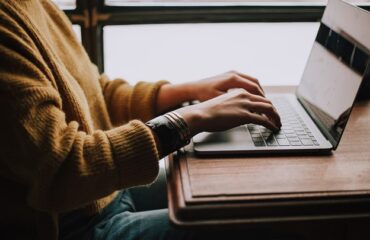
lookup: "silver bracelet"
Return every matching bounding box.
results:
[164,111,191,145]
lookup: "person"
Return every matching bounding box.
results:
[0,0,281,239]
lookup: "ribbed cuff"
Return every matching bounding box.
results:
[105,120,160,188]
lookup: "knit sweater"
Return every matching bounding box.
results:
[0,0,168,239]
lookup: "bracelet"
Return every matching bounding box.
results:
[145,111,190,157]
[164,111,191,145]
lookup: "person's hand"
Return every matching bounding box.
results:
[157,71,266,113]
[186,71,265,102]
[176,88,281,137]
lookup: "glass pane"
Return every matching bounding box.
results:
[52,0,76,10]
[72,25,81,42]
[104,22,319,86]
[105,0,370,7]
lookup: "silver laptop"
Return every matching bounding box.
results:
[193,0,370,155]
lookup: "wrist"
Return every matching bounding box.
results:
[178,82,196,102]
[176,106,204,137]
[157,83,194,113]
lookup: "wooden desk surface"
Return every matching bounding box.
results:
[166,86,370,227]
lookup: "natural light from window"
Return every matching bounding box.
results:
[72,25,81,42]
[52,0,76,10]
[104,22,320,86]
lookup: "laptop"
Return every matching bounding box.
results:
[193,0,370,155]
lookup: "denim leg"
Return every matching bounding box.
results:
[61,166,301,240]
[59,188,135,240]
[127,167,168,211]
[90,167,190,240]
[93,208,190,240]
[90,172,190,240]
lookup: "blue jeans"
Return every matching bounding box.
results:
[59,168,301,240]
[59,168,190,240]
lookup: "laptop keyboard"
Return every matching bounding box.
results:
[247,98,319,147]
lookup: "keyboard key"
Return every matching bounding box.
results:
[286,134,297,138]
[252,137,263,142]
[298,135,310,139]
[251,133,261,138]
[275,133,286,139]
[290,141,302,146]
[277,139,290,146]
[254,141,266,147]
[288,137,300,142]
[297,133,308,136]
[262,133,272,137]
[301,139,313,146]
[312,140,320,146]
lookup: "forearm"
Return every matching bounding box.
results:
[100,75,169,124]
[156,82,194,114]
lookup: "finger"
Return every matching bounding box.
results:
[247,102,280,127]
[245,101,281,127]
[247,95,280,119]
[246,94,281,125]
[230,71,265,94]
[246,111,280,132]
[230,74,265,97]
[246,93,273,105]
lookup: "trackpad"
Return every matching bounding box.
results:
[193,126,254,152]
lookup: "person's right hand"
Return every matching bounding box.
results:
[176,88,281,137]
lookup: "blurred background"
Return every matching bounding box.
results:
[53,0,370,86]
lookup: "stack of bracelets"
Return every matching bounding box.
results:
[145,111,191,157]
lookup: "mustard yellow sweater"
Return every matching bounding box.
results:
[0,0,167,239]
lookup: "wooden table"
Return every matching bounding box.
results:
[165,86,370,238]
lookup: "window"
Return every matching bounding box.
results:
[52,0,76,10]
[104,22,319,85]
[72,25,82,42]
[63,0,370,81]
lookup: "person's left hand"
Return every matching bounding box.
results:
[187,71,265,102]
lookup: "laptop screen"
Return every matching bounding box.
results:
[296,0,370,149]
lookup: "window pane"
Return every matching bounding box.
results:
[104,22,319,86]
[52,0,76,10]
[105,0,370,7]
[72,25,81,42]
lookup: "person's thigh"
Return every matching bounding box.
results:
[127,167,168,211]
[92,208,191,240]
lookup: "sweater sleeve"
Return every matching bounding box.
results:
[99,73,169,126]
[0,20,160,213]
